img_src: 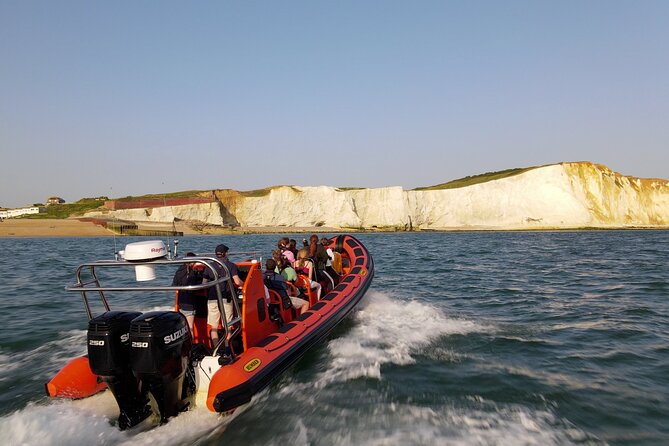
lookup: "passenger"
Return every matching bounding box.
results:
[171,252,203,333]
[278,256,298,283]
[309,234,330,274]
[294,248,322,300]
[202,244,243,347]
[320,237,340,285]
[277,237,290,250]
[264,259,308,314]
[288,239,299,259]
[272,249,283,266]
[309,234,334,288]
[278,237,295,265]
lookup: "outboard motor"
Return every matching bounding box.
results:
[129,311,193,423]
[87,310,151,430]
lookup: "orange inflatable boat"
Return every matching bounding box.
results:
[46,235,374,429]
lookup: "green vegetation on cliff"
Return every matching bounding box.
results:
[414,167,537,190]
[114,190,208,201]
[239,186,299,197]
[22,198,106,219]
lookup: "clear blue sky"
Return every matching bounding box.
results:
[1,1,668,208]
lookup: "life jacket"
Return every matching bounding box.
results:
[263,271,292,310]
[331,251,343,274]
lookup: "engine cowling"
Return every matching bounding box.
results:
[87,310,150,430]
[129,311,193,422]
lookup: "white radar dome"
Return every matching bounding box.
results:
[124,241,167,261]
[123,240,167,281]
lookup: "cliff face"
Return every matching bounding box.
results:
[84,162,669,230]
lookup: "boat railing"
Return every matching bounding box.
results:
[65,255,250,358]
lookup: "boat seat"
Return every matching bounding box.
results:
[175,293,212,349]
[295,274,317,306]
[267,289,294,325]
[285,281,298,297]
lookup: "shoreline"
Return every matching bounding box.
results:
[0,218,667,237]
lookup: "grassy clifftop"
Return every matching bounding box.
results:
[113,190,211,202]
[22,198,106,219]
[414,166,538,191]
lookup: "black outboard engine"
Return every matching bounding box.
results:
[87,310,151,430]
[129,311,193,423]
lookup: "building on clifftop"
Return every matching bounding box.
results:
[47,197,65,205]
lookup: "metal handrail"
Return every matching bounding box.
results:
[66,255,252,358]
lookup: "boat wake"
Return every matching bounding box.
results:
[314,290,483,385]
[0,330,87,384]
[0,394,230,446]
[0,293,594,445]
[0,305,232,446]
[247,291,595,445]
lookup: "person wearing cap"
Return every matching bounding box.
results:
[202,244,243,347]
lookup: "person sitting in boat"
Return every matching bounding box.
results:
[171,252,205,333]
[278,256,298,283]
[264,259,308,315]
[309,234,335,289]
[271,249,282,265]
[277,237,295,265]
[294,248,322,300]
[320,237,340,285]
[288,239,299,259]
[202,244,243,347]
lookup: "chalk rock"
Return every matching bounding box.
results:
[85,162,669,230]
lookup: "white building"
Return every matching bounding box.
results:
[0,207,45,219]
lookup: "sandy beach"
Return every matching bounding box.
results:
[0,219,114,237]
[0,218,345,237]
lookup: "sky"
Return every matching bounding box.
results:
[1,1,668,208]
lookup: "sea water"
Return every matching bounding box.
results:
[0,231,667,445]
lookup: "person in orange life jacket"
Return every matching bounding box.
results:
[264,258,308,314]
[202,244,243,347]
[171,252,205,333]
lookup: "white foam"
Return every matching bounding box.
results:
[0,304,229,445]
[0,330,88,384]
[0,393,231,446]
[232,399,589,446]
[0,400,127,446]
[333,404,585,446]
[0,350,21,382]
[315,291,482,385]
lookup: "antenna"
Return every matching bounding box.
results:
[110,186,118,259]
[161,180,180,254]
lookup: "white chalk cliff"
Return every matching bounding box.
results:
[85,162,669,230]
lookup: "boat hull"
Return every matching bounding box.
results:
[207,234,374,412]
[46,234,374,421]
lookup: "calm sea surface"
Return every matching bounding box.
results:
[0,231,667,445]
